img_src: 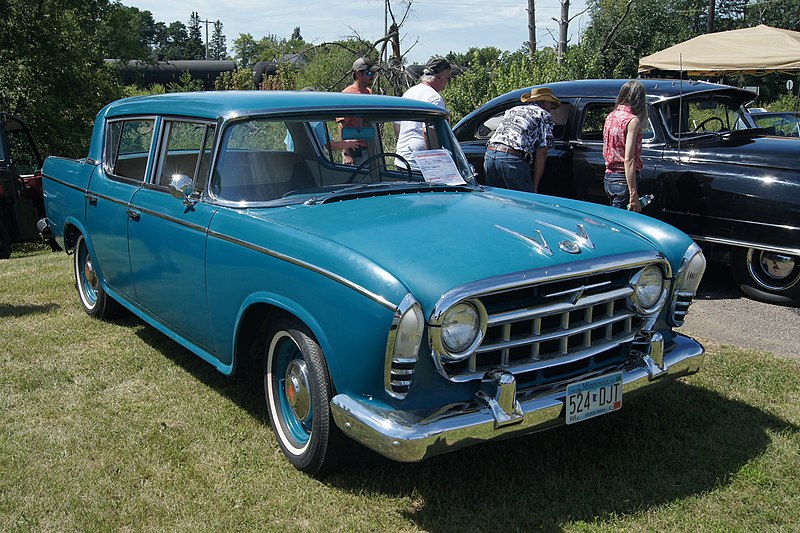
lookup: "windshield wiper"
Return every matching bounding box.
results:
[304,181,476,205]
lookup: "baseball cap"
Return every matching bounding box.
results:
[422,57,451,75]
[352,58,381,72]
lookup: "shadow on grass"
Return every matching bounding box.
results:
[0,302,59,318]
[330,382,798,531]
[130,318,266,421]
[129,318,796,530]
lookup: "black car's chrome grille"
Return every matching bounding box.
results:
[438,263,656,382]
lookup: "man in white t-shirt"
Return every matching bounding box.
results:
[395,57,452,169]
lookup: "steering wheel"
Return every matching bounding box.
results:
[692,116,725,132]
[346,152,414,184]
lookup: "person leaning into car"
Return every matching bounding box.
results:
[602,80,646,212]
[483,87,560,193]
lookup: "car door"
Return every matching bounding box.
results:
[128,119,218,351]
[86,117,154,300]
[570,101,663,206]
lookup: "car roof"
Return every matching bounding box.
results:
[455,78,757,132]
[102,90,448,120]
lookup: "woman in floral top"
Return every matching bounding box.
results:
[602,80,647,211]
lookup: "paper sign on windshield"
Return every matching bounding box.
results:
[413,150,467,185]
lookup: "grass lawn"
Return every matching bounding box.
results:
[2,248,799,532]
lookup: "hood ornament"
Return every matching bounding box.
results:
[494,225,553,256]
[558,240,581,254]
[535,221,595,250]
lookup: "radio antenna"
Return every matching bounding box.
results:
[677,54,684,159]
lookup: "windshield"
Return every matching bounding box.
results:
[661,95,755,138]
[210,113,477,205]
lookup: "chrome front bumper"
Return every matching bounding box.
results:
[331,333,704,462]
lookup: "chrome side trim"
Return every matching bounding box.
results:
[207,230,397,311]
[384,294,423,399]
[44,174,397,311]
[690,235,800,256]
[331,334,704,463]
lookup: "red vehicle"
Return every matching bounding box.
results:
[0,113,45,258]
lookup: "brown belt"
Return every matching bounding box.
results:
[487,144,525,158]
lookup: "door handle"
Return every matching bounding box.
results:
[128,209,141,221]
[84,193,98,206]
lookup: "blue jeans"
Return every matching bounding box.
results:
[484,150,533,192]
[604,172,638,209]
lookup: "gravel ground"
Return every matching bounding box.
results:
[677,262,800,362]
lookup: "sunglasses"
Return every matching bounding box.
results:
[365,70,376,77]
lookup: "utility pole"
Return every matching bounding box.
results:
[707,0,715,33]
[557,0,569,64]
[200,18,213,59]
[527,0,536,56]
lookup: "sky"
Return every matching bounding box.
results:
[125,0,590,65]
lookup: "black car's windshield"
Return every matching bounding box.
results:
[662,95,756,139]
[209,113,477,205]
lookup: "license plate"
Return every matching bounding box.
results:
[565,372,623,425]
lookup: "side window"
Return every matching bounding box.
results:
[107,119,155,181]
[580,104,655,142]
[156,121,216,190]
[580,104,614,141]
[213,119,316,202]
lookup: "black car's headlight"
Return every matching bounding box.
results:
[630,265,666,313]
[430,299,487,361]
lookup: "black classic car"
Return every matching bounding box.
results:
[0,113,45,258]
[455,79,800,306]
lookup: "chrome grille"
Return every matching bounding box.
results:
[671,290,694,326]
[389,357,415,395]
[434,260,662,382]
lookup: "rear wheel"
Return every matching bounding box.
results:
[74,234,121,319]
[0,220,10,259]
[731,247,800,306]
[258,317,348,475]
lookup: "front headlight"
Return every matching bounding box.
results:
[630,265,665,313]
[439,300,487,359]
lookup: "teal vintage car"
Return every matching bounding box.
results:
[40,91,707,474]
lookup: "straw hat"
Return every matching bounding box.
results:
[520,87,561,108]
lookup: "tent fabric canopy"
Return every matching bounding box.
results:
[638,25,800,76]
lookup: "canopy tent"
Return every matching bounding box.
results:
[638,25,800,76]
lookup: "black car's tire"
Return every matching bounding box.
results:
[731,247,800,306]
[258,317,349,475]
[73,234,121,319]
[0,220,10,259]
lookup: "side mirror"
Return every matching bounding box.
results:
[168,174,196,206]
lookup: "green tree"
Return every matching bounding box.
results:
[210,20,226,60]
[186,11,205,60]
[0,0,123,157]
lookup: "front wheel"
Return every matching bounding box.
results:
[74,234,121,319]
[731,247,800,306]
[259,317,348,475]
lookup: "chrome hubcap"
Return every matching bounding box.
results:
[84,257,97,289]
[758,252,795,280]
[284,359,311,422]
[747,249,800,291]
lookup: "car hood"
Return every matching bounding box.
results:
[247,189,681,311]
